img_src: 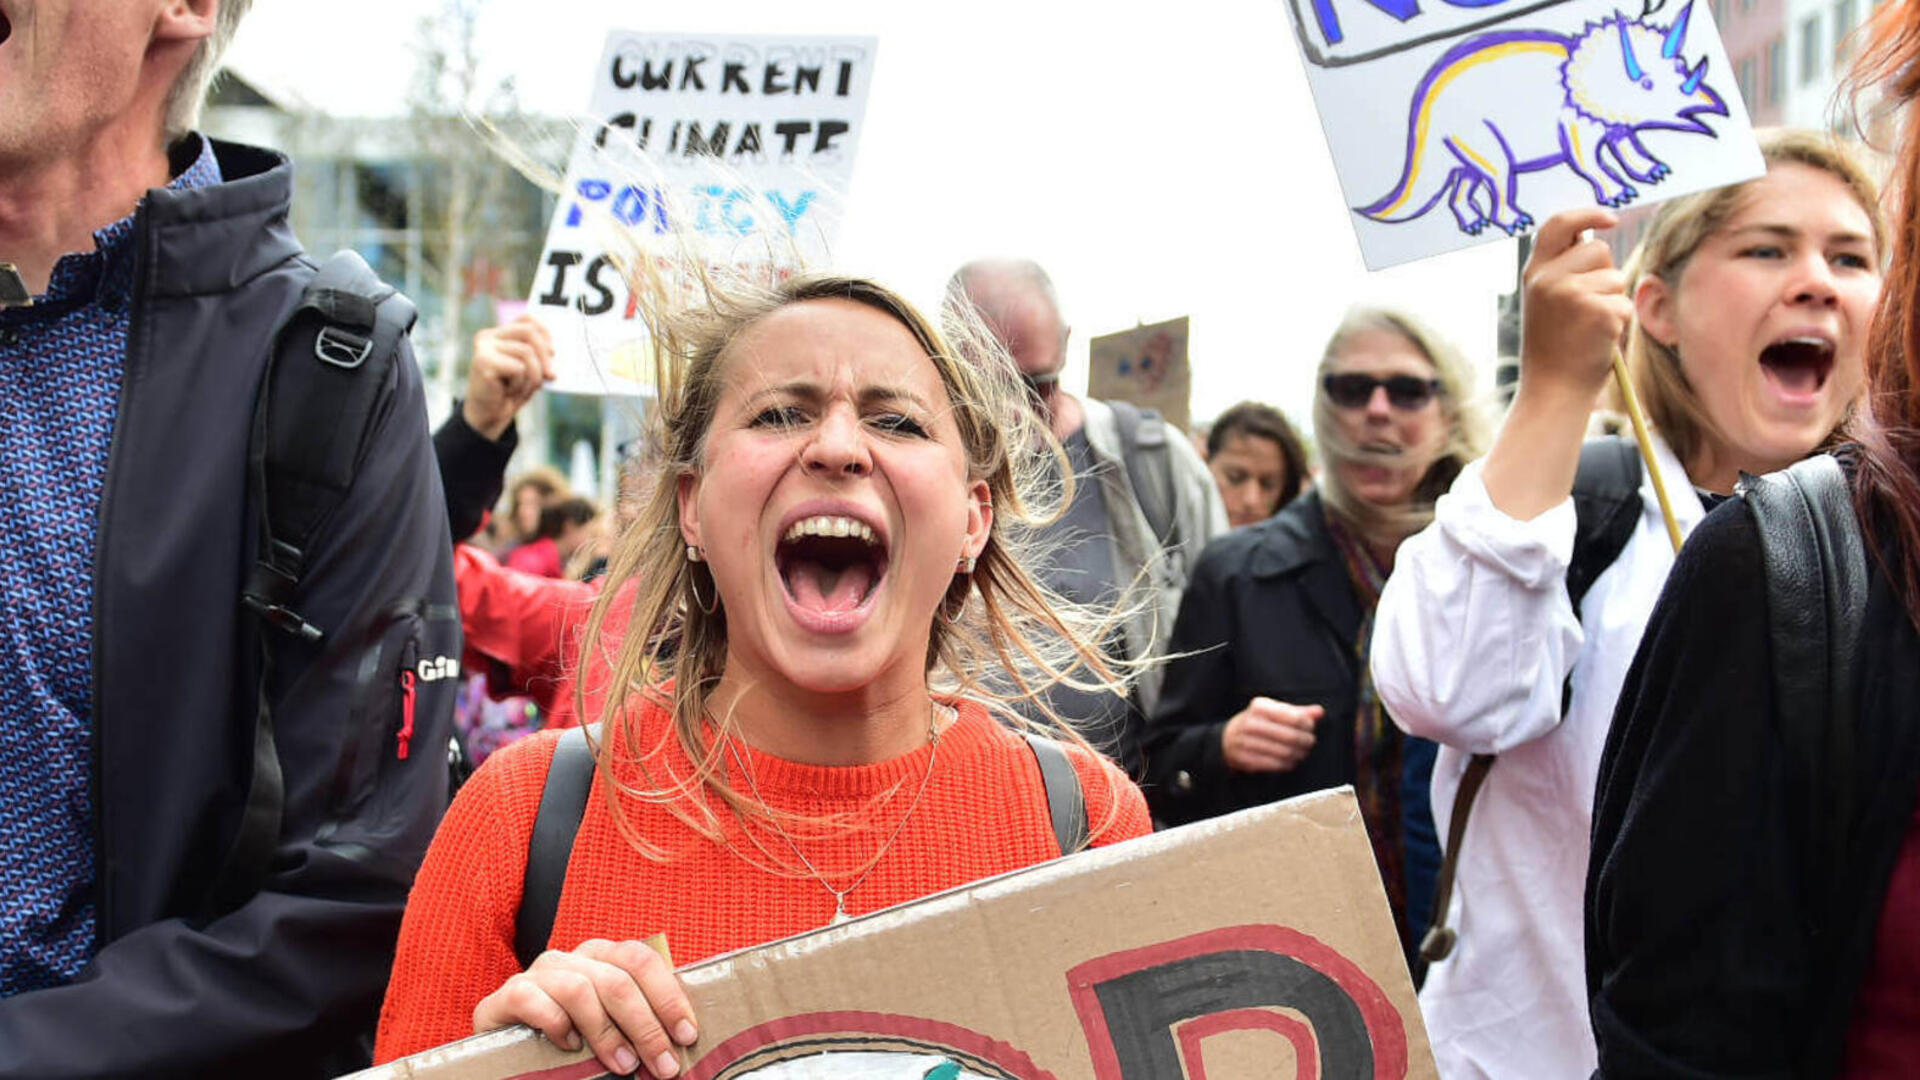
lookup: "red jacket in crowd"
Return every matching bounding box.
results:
[454,543,631,729]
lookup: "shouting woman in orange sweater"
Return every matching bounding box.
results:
[374,274,1151,1076]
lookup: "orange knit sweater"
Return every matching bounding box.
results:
[375,697,1150,1061]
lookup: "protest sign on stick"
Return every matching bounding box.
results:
[529,33,877,395]
[1285,0,1756,540]
[1283,0,1764,269]
[350,788,1437,1080]
[1089,317,1193,432]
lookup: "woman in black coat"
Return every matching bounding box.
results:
[1585,14,1920,1074]
[1145,306,1486,953]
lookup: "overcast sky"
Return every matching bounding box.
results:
[227,0,1522,425]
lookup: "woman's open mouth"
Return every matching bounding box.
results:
[1758,336,1835,405]
[775,514,889,631]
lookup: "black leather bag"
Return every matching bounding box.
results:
[1739,454,1869,949]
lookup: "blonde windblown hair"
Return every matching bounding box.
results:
[573,267,1131,856]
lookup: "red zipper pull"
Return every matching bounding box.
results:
[397,669,417,760]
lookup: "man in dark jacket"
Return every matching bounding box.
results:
[0,3,460,1076]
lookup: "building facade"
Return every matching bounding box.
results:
[203,68,562,424]
[1782,0,1885,131]
[1714,0,1790,129]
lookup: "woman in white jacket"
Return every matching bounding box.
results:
[1370,129,1884,1079]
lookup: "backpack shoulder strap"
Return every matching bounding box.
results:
[1419,752,1494,964]
[1739,455,1867,949]
[1107,399,1180,551]
[243,250,419,641]
[204,251,417,918]
[1022,732,1089,856]
[1567,436,1645,617]
[1560,436,1646,720]
[517,724,600,969]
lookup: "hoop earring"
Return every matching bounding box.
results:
[687,565,720,615]
[938,573,971,626]
[938,592,967,626]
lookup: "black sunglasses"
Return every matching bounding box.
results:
[1020,370,1061,406]
[1322,372,1442,410]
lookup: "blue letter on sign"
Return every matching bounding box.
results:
[1312,0,1422,45]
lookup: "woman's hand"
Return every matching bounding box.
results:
[1519,208,1633,395]
[462,314,556,441]
[1484,209,1635,521]
[473,938,698,1078]
[1221,697,1323,773]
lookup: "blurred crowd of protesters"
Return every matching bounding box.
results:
[4,1,1920,1078]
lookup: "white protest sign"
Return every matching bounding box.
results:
[530,33,877,394]
[1282,0,1764,269]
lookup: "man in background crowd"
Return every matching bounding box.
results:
[947,258,1225,775]
[0,3,457,1075]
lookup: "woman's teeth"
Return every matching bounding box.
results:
[782,515,877,545]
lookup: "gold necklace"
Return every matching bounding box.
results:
[726,704,948,926]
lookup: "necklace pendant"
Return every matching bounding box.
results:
[830,898,851,926]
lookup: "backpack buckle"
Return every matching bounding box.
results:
[242,555,324,643]
[240,593,325,644]
[315,325,373,369]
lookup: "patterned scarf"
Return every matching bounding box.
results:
[1324,514,1412,950]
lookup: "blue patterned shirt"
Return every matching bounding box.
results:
[0,138,223,995]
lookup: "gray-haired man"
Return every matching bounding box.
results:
[0,5,458,1076]
[948,259,1225,775]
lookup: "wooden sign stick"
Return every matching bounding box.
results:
[1611,349,1685,554]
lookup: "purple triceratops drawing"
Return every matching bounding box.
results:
[1355,2,1727,236]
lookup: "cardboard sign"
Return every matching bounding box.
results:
[349,788,1435,1080]
[1282,0,1764,268]
[1088,317,1193,433]
[528,33,877,394]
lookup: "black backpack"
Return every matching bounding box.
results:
[1738,455,1867,988]
[202,251,423,916]
[510,725,1090,969]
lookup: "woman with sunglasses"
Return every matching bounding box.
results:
[1144,307,1486,959]
[1370,129,1883,1080]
